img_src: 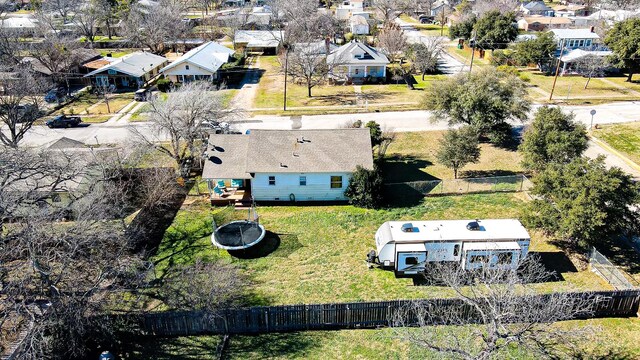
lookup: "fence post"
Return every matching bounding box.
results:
[519,175,524,192]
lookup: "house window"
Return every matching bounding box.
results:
[330,176,343,189]
[405,256,418,265]
[470,255,489,264]
[185,65,190,70]
[578,39,584,47]
[268,176,276,186]
[568,39,574,47]
[299,176,307,186]
[453,244,460,256]
[107,69,117,75]
[355,68,359,74]
[586,39,592,47]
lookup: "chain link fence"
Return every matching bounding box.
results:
[589,247,638,290]
[385,174,533,197]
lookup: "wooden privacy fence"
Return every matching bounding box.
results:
[135,290,640,337]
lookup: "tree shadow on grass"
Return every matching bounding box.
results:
[530,251,579,282]
[223,333,319,360]
[94,335,224,360]
[593,237,640,277]
[381,155,437,183]
[459,170,519,178]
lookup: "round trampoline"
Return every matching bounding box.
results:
[211,220,266,250]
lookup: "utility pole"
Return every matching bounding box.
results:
[283,45,289,111]
[549,39,566,101]
[469,29,477,73]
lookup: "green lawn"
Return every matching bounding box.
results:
[383,131,524,182]
[99,49,135,58]
[152,192,609,307]
[116,317,640,359]
[592,121,640,166]
[253,56,432,112]
[55,93,134,116]
[524,71,640,101]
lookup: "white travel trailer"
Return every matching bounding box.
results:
[372,219,531,277]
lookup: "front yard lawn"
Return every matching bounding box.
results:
[524,71,640,101]
[592,121,640,166]
[253,56,433,111]
[382,131,524,182]
[55,93,134,116]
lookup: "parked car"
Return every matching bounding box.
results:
[45,87,68,103]
[419,15,435,24]
[134,88,151,101]
[46,115,82,128]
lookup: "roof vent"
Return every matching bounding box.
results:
[279,162,287,168]
[401,223,417,233]
[466,221,481,231]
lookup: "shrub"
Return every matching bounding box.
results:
[157,78,171,92]
[344,165,384,209]
[490,50,514,66]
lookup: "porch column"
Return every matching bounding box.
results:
[364,66,368,77]
[348,65,351,77]
[561,61,567,76]
[382,66,386,77]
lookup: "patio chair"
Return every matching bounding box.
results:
[217,180,227,190]
[231,179,243,188]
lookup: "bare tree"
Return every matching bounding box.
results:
[410,37,445,80]
[574,55,610,89]
[38,0,82,25]
[378,25,414,88]
[473,0,519,16]
[27,35,85,94]
[373,0,409,24]
[390,257,599,360]
[123,0,188,54]
[93,81,115,113]
[0,70,49,148]
[159,259,246,312]
[74,0,106,44]
[130,81,239,176]
[0,145,148,359]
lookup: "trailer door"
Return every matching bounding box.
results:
[395,243,428,275]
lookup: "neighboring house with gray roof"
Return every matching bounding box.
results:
[160,41,235,83]
[202,129,373,204]
[520,1,554,16]
[327,40,389,82]
[233,30,283,55]
[84,51,168,89]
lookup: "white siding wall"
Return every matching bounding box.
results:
[251,172,351,201]
[163,62,215,77]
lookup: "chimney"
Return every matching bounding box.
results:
[590,26,595,33]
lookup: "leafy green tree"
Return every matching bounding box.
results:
[523,156,640,248]
[513,32,557,70]
[345,165,384,209]
[365,120,383,147]
[449,15,476,40]
[604,18,640,82]
[436,126,480,179]
[426,67,530,144]
[519,106,588,172]
[474,11,518,51]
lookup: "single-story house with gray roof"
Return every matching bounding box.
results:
[327,40,389,82]
[84,51,168,90]
[202,129,374,205]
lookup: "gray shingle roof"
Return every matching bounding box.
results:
[84,52,167,78]
[327,41,389,65]
[202,129,374,180]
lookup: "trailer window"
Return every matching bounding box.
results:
[470,255,489,264]
[453,244,460,256]
[405,257,418,265]
[497,252,513,264]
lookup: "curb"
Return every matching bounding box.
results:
[590,135,640,173]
